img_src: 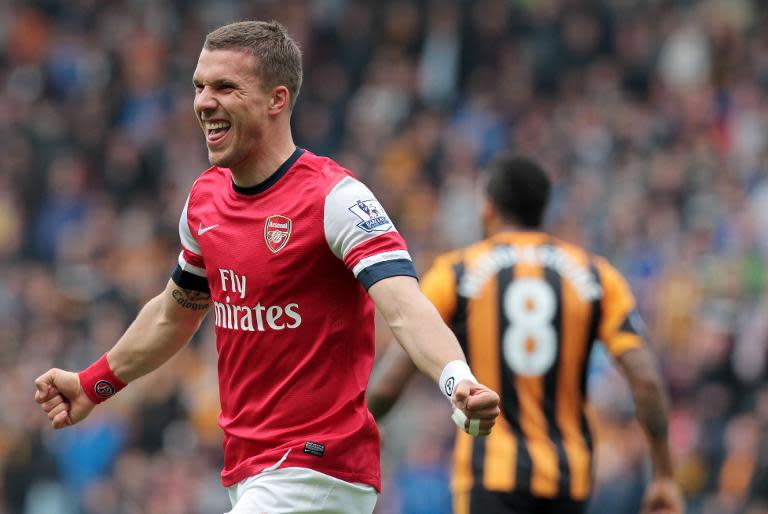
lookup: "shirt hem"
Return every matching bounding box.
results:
[221,462,381,493]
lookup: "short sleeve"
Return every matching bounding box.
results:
[420,254,459,323]
[324,176,416,289]
[596,257,645,357]
[171,195,210,293]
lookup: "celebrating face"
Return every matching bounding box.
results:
[192,49,274,170]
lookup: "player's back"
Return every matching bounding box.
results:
[420,230,643,503]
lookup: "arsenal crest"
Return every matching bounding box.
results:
[264,215,292,253]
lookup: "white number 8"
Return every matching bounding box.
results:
[502,278,558,376]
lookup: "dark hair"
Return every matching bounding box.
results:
[484,154,551,228]
[204,20,303,110]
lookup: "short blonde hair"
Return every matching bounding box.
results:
[204,20,303,109]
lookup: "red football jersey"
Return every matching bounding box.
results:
[171,148,415,491]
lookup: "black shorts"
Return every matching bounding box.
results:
[456,487,588,514]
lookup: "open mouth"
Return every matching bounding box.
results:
[204,120,231,145]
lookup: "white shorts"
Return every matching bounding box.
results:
[225,466,378,514]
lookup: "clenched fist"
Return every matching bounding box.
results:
[451,380,501,437]
[35,368,95,429]
[642,477,685,514]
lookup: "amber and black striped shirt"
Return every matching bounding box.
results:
[420,231,644,505]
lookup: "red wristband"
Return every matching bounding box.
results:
[78,354,127,404]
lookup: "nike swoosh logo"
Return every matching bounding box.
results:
[197,223,220,235]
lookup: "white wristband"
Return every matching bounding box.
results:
[439,360,477,401]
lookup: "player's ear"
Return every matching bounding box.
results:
[481,198,495,234]
[269,86,290,115]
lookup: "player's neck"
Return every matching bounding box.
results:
[230,133,297,188]
[486,221,541,237]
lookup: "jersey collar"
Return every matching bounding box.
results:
[231,147,305,195]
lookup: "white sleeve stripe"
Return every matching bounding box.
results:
[178,253,206,277]
[179,195,201,254]
[352,250,412,277]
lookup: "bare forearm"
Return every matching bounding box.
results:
[366,393,397,420]
[387,302,465,383]
[370,277,465,384]
[633,379,674,478]
[368,276,500,437]
[619,347,675,478]
[367,342,418,419]
[108,284,209,383]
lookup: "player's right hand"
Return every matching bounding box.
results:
[451,380,500,437]
[642,477,684,514]
[35,368,95,429]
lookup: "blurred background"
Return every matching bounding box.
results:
[2,0,768,513]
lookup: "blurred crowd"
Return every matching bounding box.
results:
[2,0,768,513]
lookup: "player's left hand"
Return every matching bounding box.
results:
[451,380,500,437]
[641,477,684,514]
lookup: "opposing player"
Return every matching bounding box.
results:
[33,21,499,514]
[367,156,684,514]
